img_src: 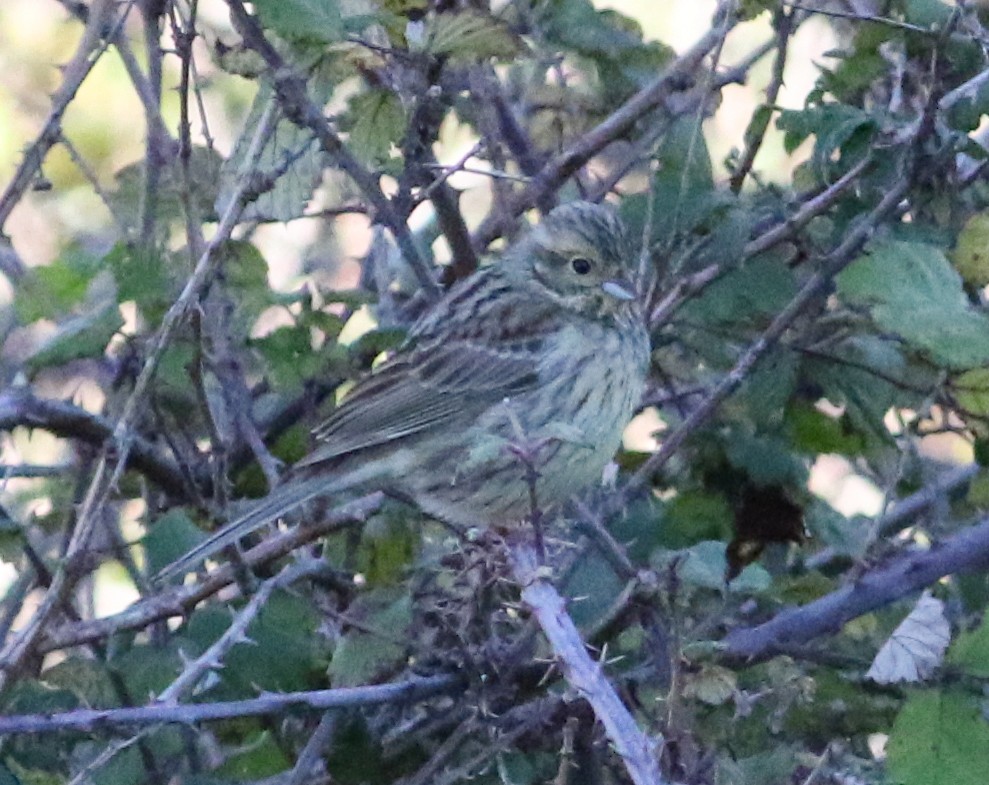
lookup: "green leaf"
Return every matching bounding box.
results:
[685,254,797,327]
[215,240,275,334]
[954,367,989,422]
[219,70,337,222]
[182,592,321,697]
[14,245,100,322]
[724,431,807,488]
[252,0,342,42]
[562,548,624,628]
[654,541,769,592]
[111,146,222,229]
[329,589,411,687]
[541,0,640,56]
[424,10,522,61]
[224,590,322,693]
[656,490,733,549]
[947,614,989,678]
[325,716,384,785]
[497,752,540,785]
[777,104,875,177]
[344,88,406,167]
[887,689,989,785]
[215,731,291,779]
[738,349,798,427]
[113,644,183,699]
[838,240,989,370]
[24,304,122,372]
[715,748,796,785]
[41,657,117,709]
[786,402,867,456]
[951,211,989,287]
[104,242,171,319]
[804,335,915,442]
[804,501,869,558]
[252,323,322,389]
[143,509,207,578]
[358,509,418,586]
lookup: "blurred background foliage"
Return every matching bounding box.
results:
[4,1,989,784]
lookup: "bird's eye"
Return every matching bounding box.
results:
[570,257,592,275]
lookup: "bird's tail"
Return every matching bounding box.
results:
[155,475,339,582]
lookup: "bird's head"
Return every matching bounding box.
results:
[510,201,640,321]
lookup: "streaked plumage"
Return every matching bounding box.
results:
[160,202,650,579]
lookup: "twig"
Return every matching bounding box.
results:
[742,155,873,260]
[507,539,667,785]
[0,388,196,498]
[36,492,384,653]
[0,674,461,735]
[628,170,912,496]
[0,0,134,228]
[163,560,323,703]
[471,2,738,248]
[283,711,337,785]
[804,463,980,571]
[729,7,793,193]
[721,515,989,664]
[226,0,440,300]
[0,103,282,690]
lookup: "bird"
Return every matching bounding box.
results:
[158,201,650,579]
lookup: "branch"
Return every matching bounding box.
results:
[0,388,196,498]
[628,170,913,496]
[507,540,668,785]
[226,0,440,300]
[36,492,384,653]
[721,515,989,664]
[0,0,132,234]
[0,674,461,735]
[471,4,738,247]
[0,105,283,689]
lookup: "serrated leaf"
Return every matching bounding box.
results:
[541,0,640,56]
[215,731,291,779]
[143,509,208,578]
[329,590,411,687]
[104,242,172,319]
[683,664,737,705]
[951,212,989,287]
[14,246,100,322]
[838,240,989,370]
[344,88,406,167]
[24,304,122,372]
[954,367,989,422]
[111,146,222,229]
[866,592,950,684]
[424,10,522,61]
[218,84,329,223]
[947,613,989,677]
[887,689,989,785]
[253,0,342,42]
[654,541,770,592]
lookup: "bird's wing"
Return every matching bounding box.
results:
[299,290,561,467]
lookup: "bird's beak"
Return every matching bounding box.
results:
[601,278,637,301]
